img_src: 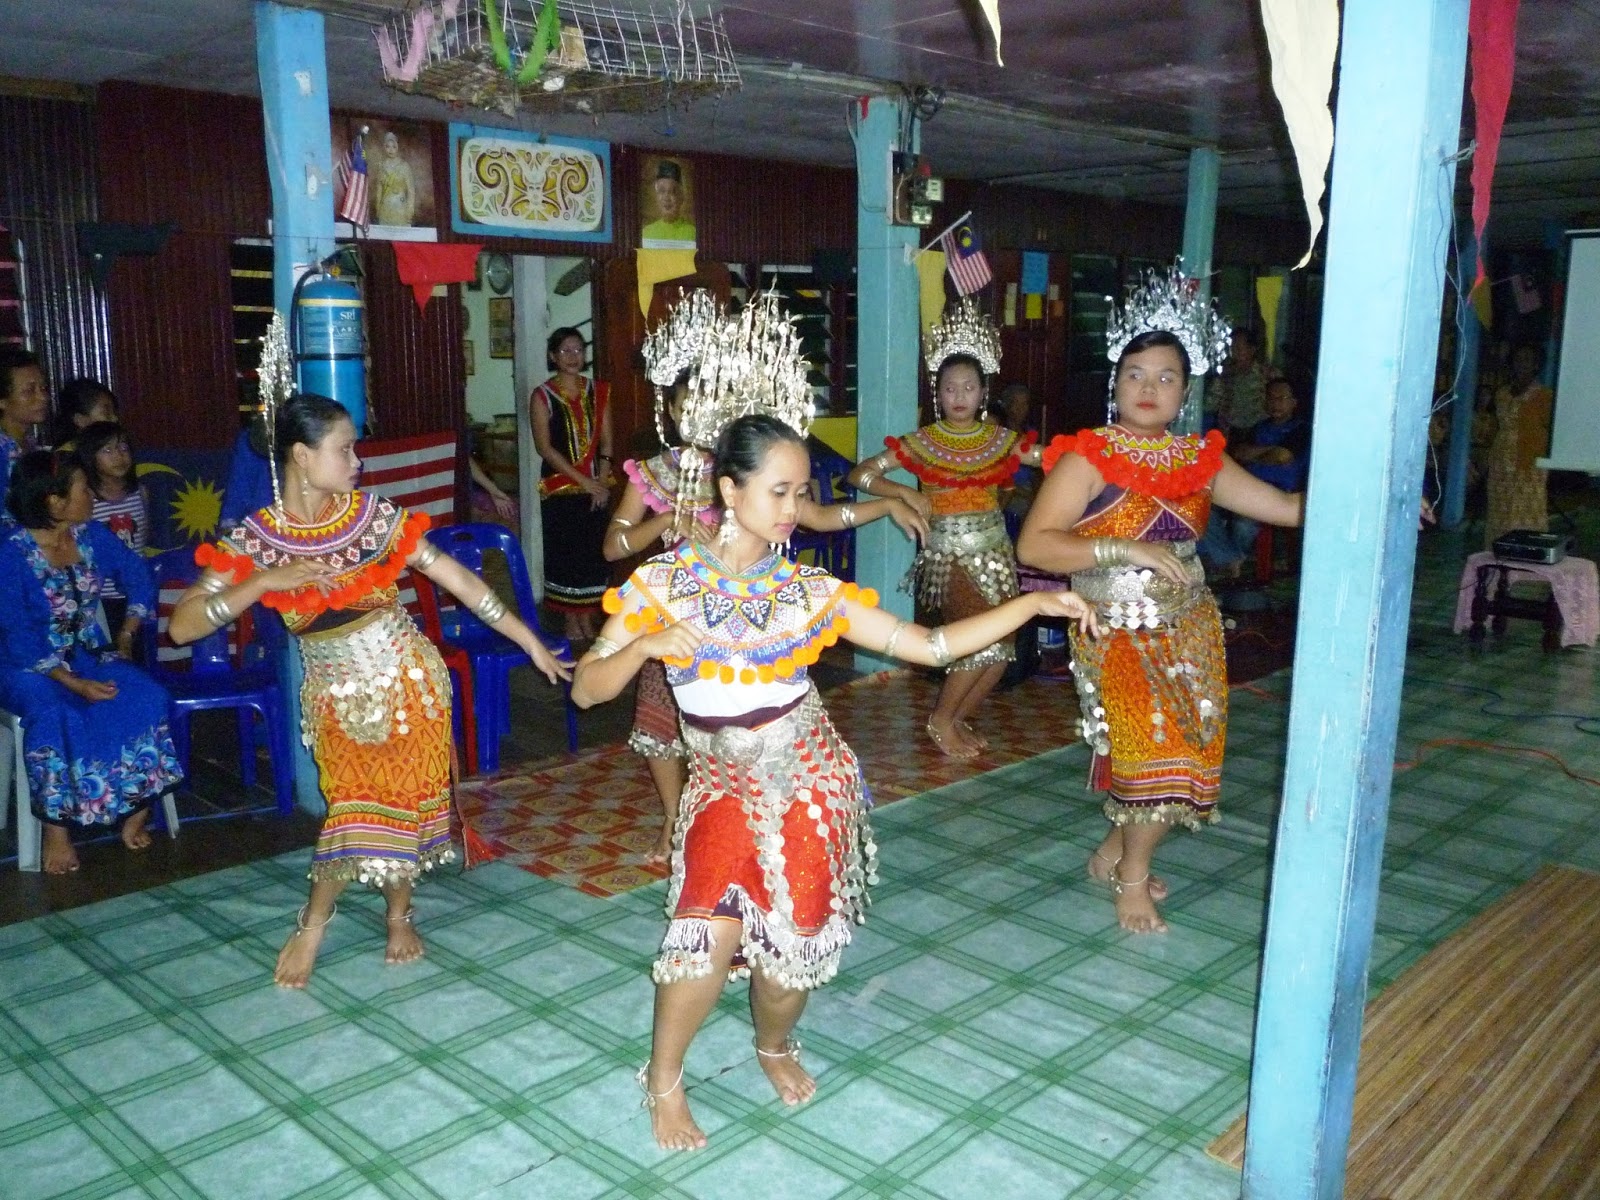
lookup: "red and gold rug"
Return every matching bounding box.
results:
[455,669,1084,897]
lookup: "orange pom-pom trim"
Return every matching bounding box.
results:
[602,588,625,614]
[253,511,432,616]
[1040,428,1225,498]
[739,668,756,685]
[624,613,642,633]
[886,429,1035,489]
[719,665,735,684]
[193,542,256,584]
[698,661,718,680]
[858,588,879,608]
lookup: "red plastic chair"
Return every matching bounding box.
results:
[406,569,480,777]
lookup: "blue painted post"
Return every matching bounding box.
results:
[256,0,337,814]
[1441,237,1480,528]
[1243,1,1469,1196]
[1178,146,1220,437]
[853,95,921,671]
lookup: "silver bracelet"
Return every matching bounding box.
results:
[412,540,442,569]
[616,530,632,554]
[856,469,877,490]
[198,574,229,595]
[838,504,857,529]
[202,593,234,629]
[473,591,509,624]
[882,618,907,659]
[612,517,635,529]
[1093,538,1131,568]
[927,627,952,667]
[590,635,622,659]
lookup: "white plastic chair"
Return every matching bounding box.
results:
[1,707,178,873]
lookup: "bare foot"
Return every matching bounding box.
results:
[1111,872,1168,934]
[644,824,672,868]
[1087,850,1168,902]
[926,717,979,760]
[274,905,336,988]
[385,909,425,965]
[755,1040,816,1106]
[120,807,153,852]
[639,1062,706,1151]
[958,720,990,753]
[42,825,79,874]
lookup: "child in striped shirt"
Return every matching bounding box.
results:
[76,421,150,635]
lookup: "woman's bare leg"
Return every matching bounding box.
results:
[383,880,424,964]
[275,878,348,987]
[750,971,815,1105]
[644,756,686,866]
[1110,821,1171,933]
[643,918,741,1151]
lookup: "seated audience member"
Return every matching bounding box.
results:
[0,450,183,874]
[1198,378,1310,579]
[53,378,120,451]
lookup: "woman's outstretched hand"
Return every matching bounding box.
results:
[1036,590,1100,638]
[887,498,930,546]
[522,632,574,684]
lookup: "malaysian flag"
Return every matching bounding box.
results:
[336,131,369,229]
[941,222,992,295]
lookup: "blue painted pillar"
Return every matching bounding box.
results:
[256,0,336,814]
[1177,146,1220,437]
[853,95,920,670]
[1242,1,1469,1197]
[1441,237,1480,528]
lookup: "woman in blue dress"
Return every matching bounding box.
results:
[0,450,184,873]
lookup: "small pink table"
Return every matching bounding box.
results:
[1452,551,1598,649]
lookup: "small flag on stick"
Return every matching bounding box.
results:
[940,222,992,296]
[336,129,369,230]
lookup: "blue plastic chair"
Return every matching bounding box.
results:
[789,444,857,580]
[427,523,579,772]
[142,547,295,816]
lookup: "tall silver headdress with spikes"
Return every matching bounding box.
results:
[923,297,1002,379]
[642,287,815,527]
[257,312,294,515]
[1105,259,1232,375]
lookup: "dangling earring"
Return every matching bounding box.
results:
[300,476,311,507]
[718,506,738,546]
[933,395,942,423]
[1106,379,1119,426]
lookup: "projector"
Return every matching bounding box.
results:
[1492,529,1571,565]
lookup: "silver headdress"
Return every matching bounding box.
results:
[643,287,815,527]
[1105,259,1231,376]
[923,297,1002,379]
[257,312,294,515]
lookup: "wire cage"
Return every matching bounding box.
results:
[379,0,740,117]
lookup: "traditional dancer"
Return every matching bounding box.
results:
[573,296,1096,1151]
[171,323,569,987]
[1018,262,1304,933]
[607,290,927,864]
[847,299,1043,758]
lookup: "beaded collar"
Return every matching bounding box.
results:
[1042,425,1225,499]
[604,541,877,685]
[198,492,428,617]
[887,421,1033,489]
[623,447,717,523]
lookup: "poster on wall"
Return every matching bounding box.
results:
[449,123,611,243]
[640,154,696,250]
[332,116,439,241]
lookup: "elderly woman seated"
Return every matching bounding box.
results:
[0,450,183,873]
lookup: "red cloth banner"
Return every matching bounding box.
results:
[392,242,483,309]
[1468,0,1521,286]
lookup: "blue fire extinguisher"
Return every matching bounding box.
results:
[292,270,367,433]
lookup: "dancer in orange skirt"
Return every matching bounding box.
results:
[172,377,569,987]
[1019,263,1303,934]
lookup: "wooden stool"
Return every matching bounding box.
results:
[1468,563,1563,651]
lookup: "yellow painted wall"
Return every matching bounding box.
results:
[812,416,859,460]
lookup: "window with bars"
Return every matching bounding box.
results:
[726,263,858,416]
[229,239,274,422]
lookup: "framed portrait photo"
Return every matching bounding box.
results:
[487,297,514,359]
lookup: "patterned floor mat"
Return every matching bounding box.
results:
[455,670,1087,897]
